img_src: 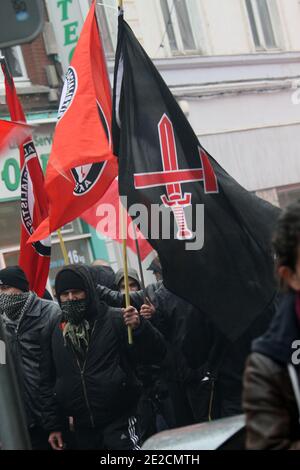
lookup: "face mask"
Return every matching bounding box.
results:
[0,292,31,322]
[61,299,87,326]
[61,300,89,356]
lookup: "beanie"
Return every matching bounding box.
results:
[55,269,86,298]
[0,266,29,292]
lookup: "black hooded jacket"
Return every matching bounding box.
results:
[40,265,166,432]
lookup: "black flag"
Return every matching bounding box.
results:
[113,9,280,341]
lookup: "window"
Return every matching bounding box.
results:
[0,46,28,81]
[277,185,300,209]
[96,0,117,57]
[160,0,203,54]
[245,0,281,50]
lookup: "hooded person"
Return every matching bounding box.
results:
[243,200,300,450]
[115,268,141,293]
[0,265,60,450]
[96,255,275,427]
[40,264,166,451]
[89,264,116,290]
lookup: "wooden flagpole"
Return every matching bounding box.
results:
[121,203,133,345]
[57,229,69,265]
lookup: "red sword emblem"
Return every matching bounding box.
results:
[134,114,218,240]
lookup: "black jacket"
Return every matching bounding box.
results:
[1,293,60,428]
[41,265,166,432]
[96,282,221,381]
[96,282,278,419]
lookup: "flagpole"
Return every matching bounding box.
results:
[0,57,12,85]
[57,229,69,265]
[120,203,133,345]
[132,222,147,300]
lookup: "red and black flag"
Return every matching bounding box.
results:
[81,177,153,260]
[112,9,280,341]
[1,60,51,297]
[30,0,117,242]
[0,119,32,154]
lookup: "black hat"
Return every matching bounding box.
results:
[55,268,86,298]
[0,266,29,292]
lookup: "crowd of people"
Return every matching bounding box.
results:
[0,199,300,450]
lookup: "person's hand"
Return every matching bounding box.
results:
[122,306,140,330]
[49,431,64,450]
[140,299,156,320]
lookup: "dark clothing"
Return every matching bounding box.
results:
[43,289,53,301]
[96,281,162,310]
[243,293,300,450]
[182,296,277,422]
[74,411,140,450]
[41,265,166,439]
[89,265,116,290]
[1,294,60,429]
[96,282,268,423]
[252,293,299,364]
[29,425,52,451]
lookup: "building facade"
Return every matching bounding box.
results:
[1,0,300,287]
[121,0,300,208]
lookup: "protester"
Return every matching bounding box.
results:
[0,266,60,449]
[115,268,141,293]
[243,200,300,450]
[114,267,172,442]
[40,264,166,451]
[97,256,275,426]
[89,264,116,290]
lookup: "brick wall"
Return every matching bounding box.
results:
[21,1,52,87]
[21,32,52,86]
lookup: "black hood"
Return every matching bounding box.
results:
[89,265,116,290]
[252,292,300,365]
[55,264,108,321]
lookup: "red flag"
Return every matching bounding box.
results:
[0,119,33,154]
[30,0,118,242]
[81,178,153,261]
[1,62,51,297]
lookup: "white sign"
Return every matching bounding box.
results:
[45,0,90,74]
[0,126,53,201]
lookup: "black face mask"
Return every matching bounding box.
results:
[0,292,31,322]
[61,299,87,326]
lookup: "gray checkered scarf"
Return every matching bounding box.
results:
[0,292,33,323]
